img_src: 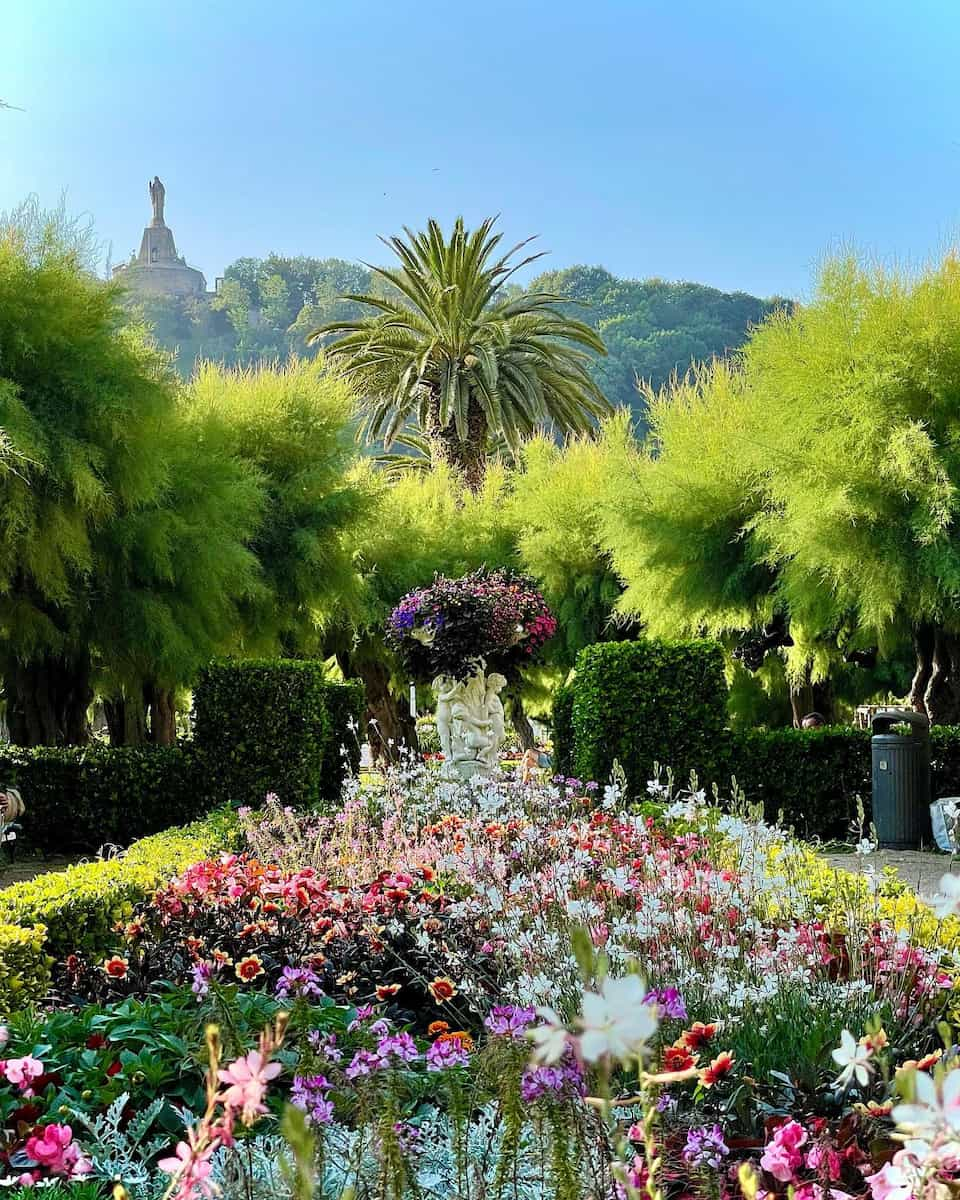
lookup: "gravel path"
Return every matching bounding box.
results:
[821,849,960,903]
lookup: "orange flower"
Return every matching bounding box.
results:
[376,983,402,1001]
[428,976,457,1003]
[235,955,265,983]
[699,1051,735,1088]
[124,921,144,940]
[899,1049,942,1073]
[436,1030,474,1051]
[212,949,233,967]
[681,1022,718,1051]
[662,1044,696,1072]
[854,1099,893,1118]
[102,955,129,979]
[427,1021,451,1036]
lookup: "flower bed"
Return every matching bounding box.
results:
[5,766,960,1196]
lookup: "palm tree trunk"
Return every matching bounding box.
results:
[429,399,488,493]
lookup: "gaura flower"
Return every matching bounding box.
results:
[891,1067,960,1139]
[699,1051,735,1088]
[832,1030,875,1089]
[235,956,265,983]
[930,873,960,919]
[428,977,457,1003]
[102,956,129,979]
[218,1050,281,1125]
[529,1007,570,1065]
[577,974,657,1064]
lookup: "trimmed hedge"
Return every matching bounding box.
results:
[0,807,240,966]
[551,684,575,779]
[320,680,365,802]
[0,745,200,854]
[555,640,960,840]
[572,639,729,791]
[193,659,335,810]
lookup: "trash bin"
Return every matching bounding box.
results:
[871,708,931,848]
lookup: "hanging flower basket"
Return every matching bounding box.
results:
[386,568,556,684]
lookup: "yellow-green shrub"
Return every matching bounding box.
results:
[0,808,239,968]
[0,924,50,1017]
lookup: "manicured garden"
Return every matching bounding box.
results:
[0,758,957,1198]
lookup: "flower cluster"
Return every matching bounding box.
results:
[386,567,556,681]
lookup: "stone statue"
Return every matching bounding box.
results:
[432,669,508,781]
[149,176,165,225]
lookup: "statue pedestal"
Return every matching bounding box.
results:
[432,670,507,782]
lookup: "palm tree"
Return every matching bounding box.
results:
[309,217,609,490]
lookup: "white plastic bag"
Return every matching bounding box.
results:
[931,797,960,852]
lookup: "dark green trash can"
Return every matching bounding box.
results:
[871,708,931,848]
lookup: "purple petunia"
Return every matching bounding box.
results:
[682,1125,729,1170]
[276,966,323,1001]
[484,1004,537,1039]
[291,1073,334,1126]
[643,986,687,1022]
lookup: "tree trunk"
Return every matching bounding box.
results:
[144,683,177,746]
[2,653,92,746]
[352,655,419,762]
[429,396,488,493]
[507,687,536,750]
[103,691,148,746]
[789,672,834,728]
[911,624,960,724]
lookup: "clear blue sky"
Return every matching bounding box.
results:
[2,0,959,298]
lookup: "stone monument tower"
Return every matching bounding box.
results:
[112,177,208,298]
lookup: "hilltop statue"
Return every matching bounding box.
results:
[149,176,165,225]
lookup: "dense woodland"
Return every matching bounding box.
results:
[129,255,787,427]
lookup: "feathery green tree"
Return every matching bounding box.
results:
[310,217,609,490]
[602,253,960,723]
[182,359,374,656]
[0,200,177,744]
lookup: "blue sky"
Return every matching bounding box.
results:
[2,0,959,298]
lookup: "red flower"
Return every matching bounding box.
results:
[662,1044,696,1072]
[102,956,129,979]
[105,1060,123,1078]
[376,983,401,1001]
[700,1051,735,1088]
[85,1034,108,1051]
[428,977,457,1003]
[680,1022,717,1051]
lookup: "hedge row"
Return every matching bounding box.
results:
[0,808,240,1014]
[557,638,960,840]
[0,663,364,853]
[0,745,199,854]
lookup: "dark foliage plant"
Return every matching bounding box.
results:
[386,568,556,683]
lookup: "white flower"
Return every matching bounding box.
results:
[577,974,657,1064]
[930,874,960,919]
[831,1030,874,1089]
[854,838,876,856]
[892,1068,960,1139]
[529,1006,569,1065]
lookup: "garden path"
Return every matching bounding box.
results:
[821,848,960,903]
[0,854,76,889]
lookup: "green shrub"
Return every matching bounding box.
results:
[193,659,331,809]
[0,924,50,1018]
[723,727,871,839]
[0,745,200,854]
[0,807,239,966]
[572,639,728,790]
[551,683,575,778]
[320,680,365,800]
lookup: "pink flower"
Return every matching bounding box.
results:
[25,1124,91,1179]
[217,1050,281,1125]
[158,1131,217,1200]
[865,1158,916,1200]
[760,1120,808,1183]
[2,1055,45,1094]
